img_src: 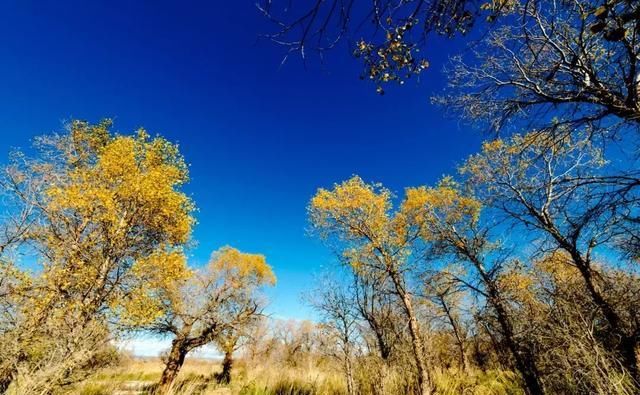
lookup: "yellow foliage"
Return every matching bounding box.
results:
[534,251,582,285]
[28,120,195,326]
[209,246,276,287]
[115,250,193,325]
[401,180,482,233]
[497,264,538,306]
[310,176,391,243]
[47,129,193,246]
[310,176,483,272]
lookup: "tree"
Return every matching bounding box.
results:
[213,316,265,385]
[0,120,195,392]
[0,262,31,392]
[422,267,470,371]
[461,132,640,385]
[213,327,242,385]
[272,319,323,368]
[309,176,435,395]
[307,275,360,395]
[238,316,278,363]
[0,151,41,391]
[146,246,275,394]
[439,0,640,137]
[523,252,640,393]
[402,178,545,394]
[353,271,404,362]
[259,0,516,93]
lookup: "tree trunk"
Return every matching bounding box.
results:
[0,370,14,394]
[389,269,433,395]
[376,360,389,395]
[455,334,468,372]
[158,338,188,394]
[344,355,355,395]
[217,350,233,384]
[440,297,468,371]
[490,292,544,395]
[374,329,392,360]
[570,251,639,383]
[542,221,639,383]
[471,256,544,395]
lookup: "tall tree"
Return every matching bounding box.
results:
[422,268,470,372]
[309,176,435,395]
[307,275,360,395]
[0,120,195,392]
[402,178,545,394]
[461,132,640,385]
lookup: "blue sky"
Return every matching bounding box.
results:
[0,1,483,322]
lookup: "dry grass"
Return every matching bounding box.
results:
[73,357,221,395]
[432,369,524,395]
[72,357,344,395]
[72,357,522,395]
[104,357,220,381]
[235,362,345,395]
[72,356,346,395]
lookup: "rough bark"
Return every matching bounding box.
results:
[157,338,188,394]
[389,268,433,395]
[217,350,233,384]
[344,354,355,395]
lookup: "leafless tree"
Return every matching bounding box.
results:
[438,0,640,137]
[258,0,513,92]
[307,275,361,395]
[422,268,470,371]
[353,271,404,361]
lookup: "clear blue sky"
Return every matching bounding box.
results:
[0,1,482,320]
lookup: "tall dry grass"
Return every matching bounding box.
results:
[69,356,529,395]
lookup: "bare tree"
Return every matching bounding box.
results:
[353,271,404,361]
[438,0,640,136]
[258,0,514,92]
[422,268,470,371]
[307,274,360,395]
